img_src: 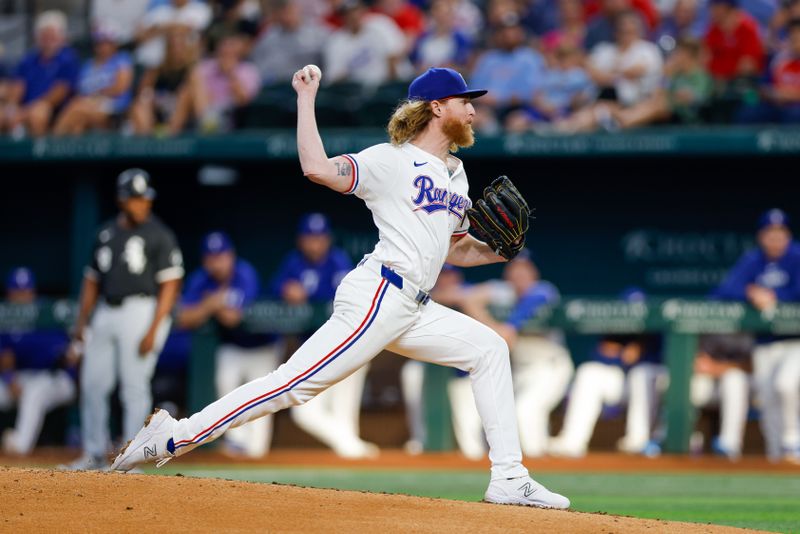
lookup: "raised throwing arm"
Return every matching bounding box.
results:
[292,65,355,193]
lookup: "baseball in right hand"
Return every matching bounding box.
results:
[292,64,322,95]
[302,64,322,82]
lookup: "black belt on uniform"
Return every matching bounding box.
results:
[105,294,150,307]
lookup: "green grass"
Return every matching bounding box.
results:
[152,466,800,533]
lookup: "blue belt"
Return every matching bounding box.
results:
[380,265,432,305]
[359,257,431,305]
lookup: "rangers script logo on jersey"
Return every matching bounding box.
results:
[411,175,470,220]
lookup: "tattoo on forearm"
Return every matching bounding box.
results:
[335,162,352,176]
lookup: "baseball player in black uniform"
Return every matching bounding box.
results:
[61,168,183,470]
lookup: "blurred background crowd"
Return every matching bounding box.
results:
[1,0,800,138]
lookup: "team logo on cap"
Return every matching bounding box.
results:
[133,174,147,194]
[207,233,224,251]
[308,214,326,232]
[14,269,30,287]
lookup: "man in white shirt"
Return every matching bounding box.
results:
[135,0,212,67]
[555,10,664,132]
[251,0,330,85]
[91,0,151,46]
[323,0,412,86]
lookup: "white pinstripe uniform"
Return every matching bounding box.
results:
[168,142,530,481]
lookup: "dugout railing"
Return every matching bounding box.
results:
[4,298,799,454]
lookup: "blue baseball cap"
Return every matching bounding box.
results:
[408,68,487,102]
[202,231,234,255]
[620,286,646,302]
[510,248,536,264]
[758,209,790,230]
[298,213,331,235]
[6,267,36,291]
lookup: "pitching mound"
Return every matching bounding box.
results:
[1,467,761,533]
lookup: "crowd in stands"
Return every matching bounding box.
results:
[1,0,800,136]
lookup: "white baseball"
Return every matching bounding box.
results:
[303,64,322,82]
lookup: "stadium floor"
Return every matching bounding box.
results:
[2,450,798,532]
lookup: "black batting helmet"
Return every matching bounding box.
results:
[117,168,156,200]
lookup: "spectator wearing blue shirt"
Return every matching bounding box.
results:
[0,268,76,456]
[273,214,379,459]
[506,40,595,131]
[469,14,545,133]
[714,209,800,463]
[53,25,134,135]
[410,0,473,72]
[461,250,573,457]
[1,11,80,137]
[178,232,280,458]
[653,0,709,51]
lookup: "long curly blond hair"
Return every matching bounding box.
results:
[386,99,462,152]
[387,100,432,144]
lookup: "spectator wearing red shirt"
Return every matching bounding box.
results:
[705,0,765,81]
[738,18,800,123]
[372,0,425,46]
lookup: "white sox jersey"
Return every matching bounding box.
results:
[341,142,471,291]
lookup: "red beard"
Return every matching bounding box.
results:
[442,117,475,149]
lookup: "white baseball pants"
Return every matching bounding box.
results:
[754,340,800,458]
[0,370,76,454]
[553,361,626,455]
[81,296,171,457]
[449,336,574,459]
[290,363,375,457]
[690,369,750,453]
[215,343,282,457]
[513,337,574,456]
[171,265,529,480]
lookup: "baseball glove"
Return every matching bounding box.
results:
[467,176,532,260]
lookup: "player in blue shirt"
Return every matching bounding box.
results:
[272,213,378,458]
[271,213,352,304]
[0,268,76,455]
[461,250,574,457]
[714,209,800,463]
[1,11,80,137]
[178,232,280,458]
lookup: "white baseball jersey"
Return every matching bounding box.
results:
[341,142,471,291]
[165,143,533,484]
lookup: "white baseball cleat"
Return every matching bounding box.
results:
[484,476,571,509]
[110,409,176,472]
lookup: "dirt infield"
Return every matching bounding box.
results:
[5,448,800,474]
[0,467,768,533]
